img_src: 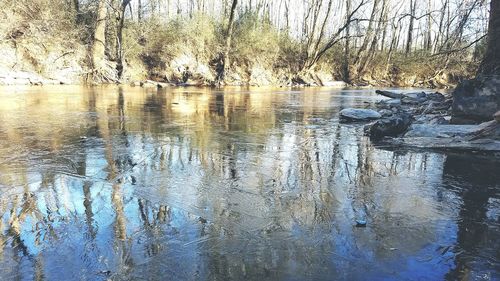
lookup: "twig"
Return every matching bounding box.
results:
[430,34,486,57]
[53,51,74,63]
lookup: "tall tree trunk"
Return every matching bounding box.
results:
[304,0,324,61]
[405,0,416,55]
[386,21,398,72]
[380,0,390,52]
[478,0,500,75]
[73,0,79,13]
[138,0,143,22]
[284,0,289,30]
[425,0,432,51]
[117,0,132,79]
[306,0,333,70]
[166,0,170,18]
[92,0,107,67]
[434,0,448,52]
[343,0,351,83]
[357,0,386,76]
[445,1,450,49]
[451,0,499,124]
[221,0,238,81]
[354,0,380,65]
[73,0,81,23]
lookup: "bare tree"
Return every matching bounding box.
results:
[343,0,351,82]
[424,0,432,51]
[302,0,368,71]
[405,0,417,55]
[73,0,79,13]
[357,0,387,76]
[138,0,143,21]
[221,0,238,81]
[117,0,132,79]
[92,0,107,66]
[304,0,334,70]
[354,0,381,65]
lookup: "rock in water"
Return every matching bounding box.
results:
[427,92,446,102]
[364,113,413,139]
[401,92,428,104]
[355,220,367,227]
[451,76,500,124]
[339,108,382,122]
[385,99,402,106]
[376,98,402,110]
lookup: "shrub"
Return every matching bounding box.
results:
[231,11,281,67]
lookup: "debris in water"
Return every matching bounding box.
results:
[355,220,367,227]
[97,270,111,276]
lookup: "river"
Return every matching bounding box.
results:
[0,86,498,280]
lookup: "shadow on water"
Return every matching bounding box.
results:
[0,85,498,280]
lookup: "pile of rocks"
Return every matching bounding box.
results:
[339,89,500,152]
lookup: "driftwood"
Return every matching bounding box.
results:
[467,120,500,141]
[383,121,500,152]
[375,90,403,99]
[390,137,500,152]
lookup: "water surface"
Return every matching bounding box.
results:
[0,86,498,280]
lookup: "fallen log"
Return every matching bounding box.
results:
[375,90,403,99]
[389,137,500,152]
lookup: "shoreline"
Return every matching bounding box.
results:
[0,66,457,89]
[0,79,452,89]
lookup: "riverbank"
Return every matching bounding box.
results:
[0,63,463,89]
[0,40,470,88]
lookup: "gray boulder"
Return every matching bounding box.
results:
[377,99,402,109]
[364,113,413,139]
[427,92,446,102]
[401,92,428,104]
[414,114,450,125]
[385,99,402,106]
[340,108,382,122]
[419,99,452,115]
[451,75,500,124]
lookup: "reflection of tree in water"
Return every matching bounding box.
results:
[0,87,498,279]
[443,155,500,280]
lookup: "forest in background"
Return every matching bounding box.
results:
[0,0,492,87]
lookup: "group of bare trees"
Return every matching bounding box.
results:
[77,0,492,81]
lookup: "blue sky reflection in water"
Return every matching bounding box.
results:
[0,86,498,280]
